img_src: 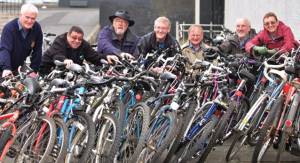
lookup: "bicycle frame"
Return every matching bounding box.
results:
[237,80,285,132]
[35,95,66,150]
[0,110,20,160]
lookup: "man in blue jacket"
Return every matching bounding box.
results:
[97,10,139,63]
[0,3,42,77]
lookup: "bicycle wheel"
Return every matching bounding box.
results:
[5,119,35,160]
[92,113,120,163]
[223,98,250,140]
[50,116,69,163]
[65,111,96,163]
[117,103,150,163]
[134,110,178,163]
[276,130,287,162]
[164,101,197,162]
[0,126,13,155]
[225,131,248,161]
[180,115,219,163]
[15,116,57,163]
[198,101,237,162]
[251,95,283,163]
[169,103,215,163]
[247,96,269,146]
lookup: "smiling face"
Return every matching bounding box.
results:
[19,11,37,30]
[112,17,129,36]
[236,19,251,39]
[263,16,279,33]
[154,20,170,42]
[67,31,83,49]
[188,26,203,47]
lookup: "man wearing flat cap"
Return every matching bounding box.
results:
[97,10,139,63]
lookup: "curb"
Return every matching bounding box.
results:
[86,24,100,44]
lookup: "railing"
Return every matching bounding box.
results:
[0,0,23,16]
[175,21,225,44]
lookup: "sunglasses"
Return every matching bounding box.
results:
[264,21,277,26]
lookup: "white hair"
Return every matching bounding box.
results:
[236,18,251,27]
[20,3,38,14]
[154,16,171,29]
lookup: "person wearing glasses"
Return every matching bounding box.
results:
[39,26,115,75]
[137,16,181,72]
[246,12,299,55]
[97,10,139,63]
[0,3,42,78]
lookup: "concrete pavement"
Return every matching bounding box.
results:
[0,6,100,43]
[37,7,100,43]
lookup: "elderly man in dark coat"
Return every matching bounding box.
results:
[97,10,139,63]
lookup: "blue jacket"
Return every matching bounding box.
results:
[0,18,43,72]
[97,25,139,58]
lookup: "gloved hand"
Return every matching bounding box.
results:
[2,69,13,78]
[253,46,268,55]
[267,49,277,55]
[63,59,73,68]
[106,55,119,64]
[120,52,134,60]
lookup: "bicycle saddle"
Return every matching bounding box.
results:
[68,64,83,73]
[50,78,69,88]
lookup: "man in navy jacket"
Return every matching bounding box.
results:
[0,3,42,77]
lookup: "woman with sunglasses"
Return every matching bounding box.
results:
[245,12,299,56]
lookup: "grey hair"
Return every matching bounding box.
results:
[154,16,171,29]
[188,24,203,34]
[236,18,251,27]
[20,3,38,14]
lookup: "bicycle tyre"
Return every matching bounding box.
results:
[134,109,178,163]
[117,102,150,163]
[52,116,69,163]
[163,101,197,163]
[276,130,286,162]
[251,95,283,163]
[15,116,57,163]
[225,131,247,161]
[180,115,219,163]
[65,111,96,163]
[198,101,236,162]
[247,96,269,146]
[0,126,12,154]
[95,113,120,163]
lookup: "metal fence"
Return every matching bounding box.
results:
[0,0,23,16]
[175,21,225,45]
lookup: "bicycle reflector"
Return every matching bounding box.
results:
[285,119,293,128]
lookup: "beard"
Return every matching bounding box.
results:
[115,28,126,35]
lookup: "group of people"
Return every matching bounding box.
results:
[0,3,299,78]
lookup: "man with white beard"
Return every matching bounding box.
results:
[97,10,139,64]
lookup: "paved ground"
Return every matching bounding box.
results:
[37,7,100,43]
[0,5,100,43]
[205,136,300,163]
